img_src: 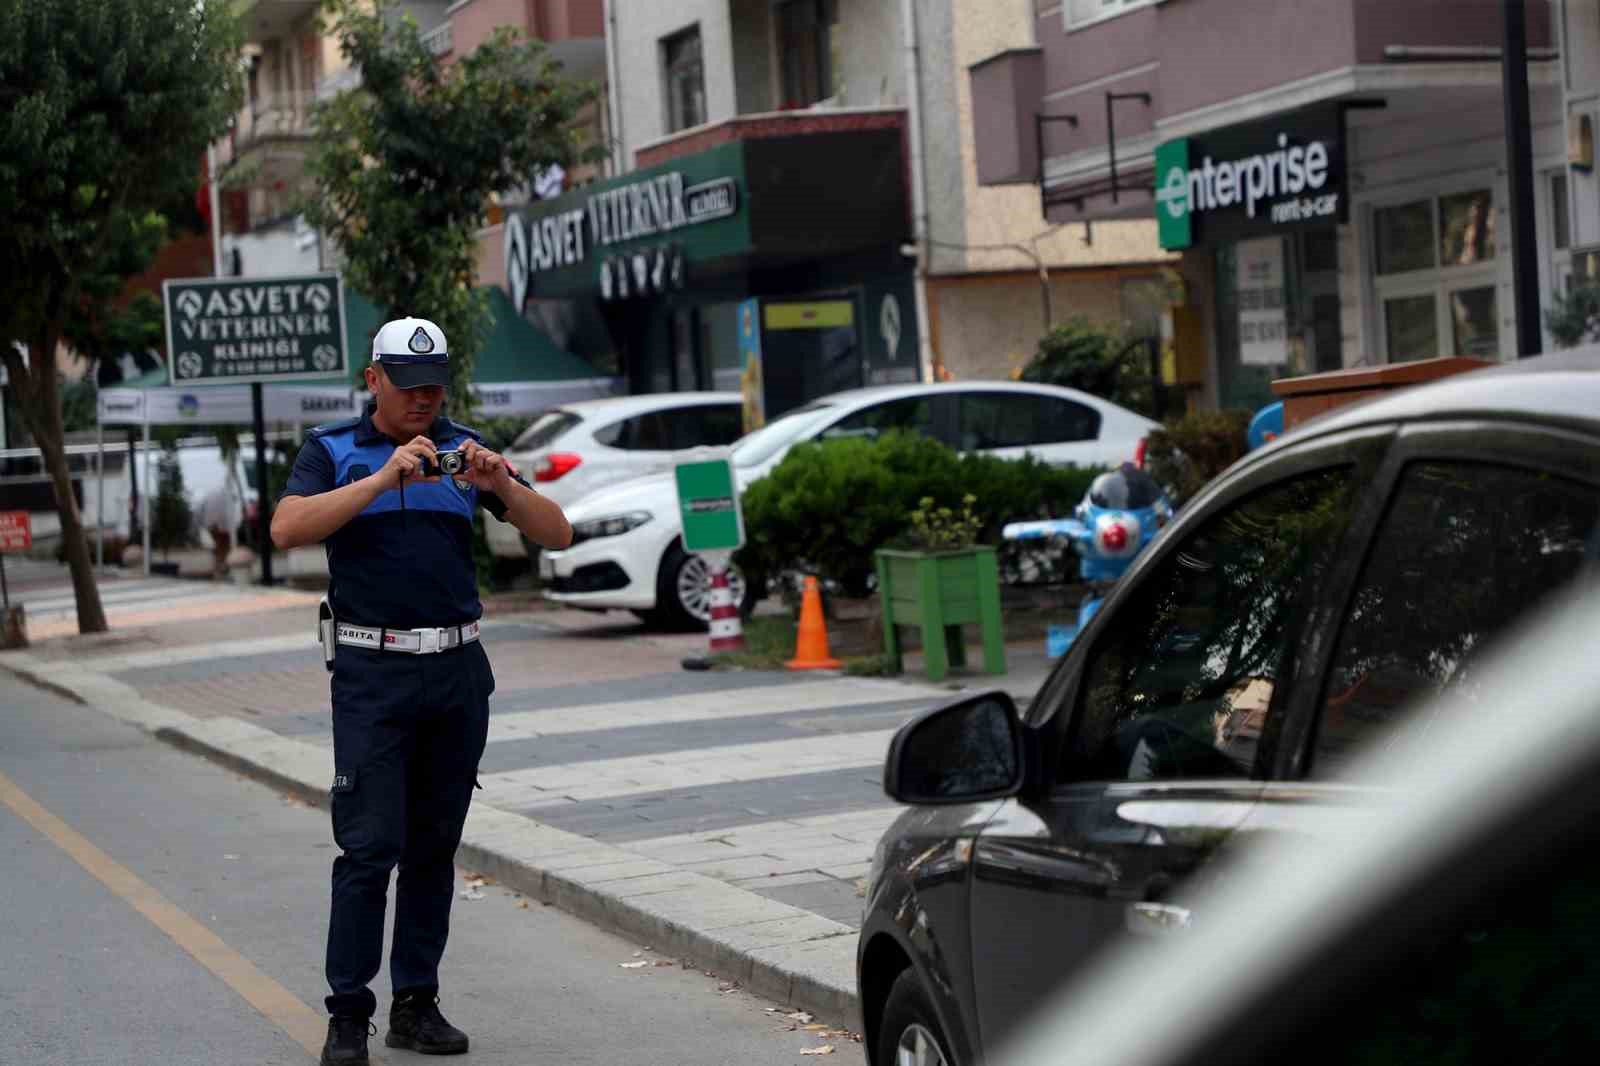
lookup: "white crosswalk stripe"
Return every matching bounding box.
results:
[479,727,901,808]
[485,677,925,743]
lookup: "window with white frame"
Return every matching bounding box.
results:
[1372,186,1500,363]
[662,26,706,134]
[1067,0,1156,29]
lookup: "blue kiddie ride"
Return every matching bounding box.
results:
[1003,463,1172,656]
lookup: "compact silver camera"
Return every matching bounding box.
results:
[426,450,466,477]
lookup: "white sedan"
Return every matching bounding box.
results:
[484,392,742,560]
[539,381,1158,629]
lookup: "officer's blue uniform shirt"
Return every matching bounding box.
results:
[281,403,530,629]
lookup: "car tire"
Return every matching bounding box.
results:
[652,540,755,632]
[877,969,956,1066]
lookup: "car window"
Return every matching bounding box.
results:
[731,402,839,468]
[958,393,1101,450]
[1064,468,1357,783]
[1312,461,1600,780]
[657,404,742,449]
[822,396,935,440]
[512,410,581,451]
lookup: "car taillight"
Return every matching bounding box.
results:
[1134,436,1148,468]
[535,453,582,482]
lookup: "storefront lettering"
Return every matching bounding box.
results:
[1269,193,1340,224]
[1164,135,1330,222]
[511,172,740,280]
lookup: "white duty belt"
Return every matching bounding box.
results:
[334,620,481,654]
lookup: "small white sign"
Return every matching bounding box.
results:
[1236,237,1289,367]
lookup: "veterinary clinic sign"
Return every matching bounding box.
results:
[162,273,349,385]
[1156,102,1349,250]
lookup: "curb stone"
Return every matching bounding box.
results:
[0,652,864,1030]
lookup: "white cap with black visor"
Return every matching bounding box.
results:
[371,317,450,389]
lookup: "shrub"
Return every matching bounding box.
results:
[151,441,193,558]
[1020,316,1157,418]
[1143,409,1252,506]
[736,431,1103,592]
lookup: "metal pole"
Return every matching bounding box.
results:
[1,553,8,610]
[95,415,104,570]
[1503,0,1543,357]
[253,381,273,586]
[141,411,151,578]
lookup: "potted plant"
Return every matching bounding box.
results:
[875,495,1006,682]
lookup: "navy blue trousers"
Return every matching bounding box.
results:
[324,641,494,1019]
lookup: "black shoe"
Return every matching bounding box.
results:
[321,1016,374,1065]
[386,993,469,1055]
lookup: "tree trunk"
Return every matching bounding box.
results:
[16,329,108,634]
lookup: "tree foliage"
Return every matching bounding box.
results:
[304,0,601,411]
[1545,282,1600,349]
[1020,316,1158,418]
[0,0,243,633]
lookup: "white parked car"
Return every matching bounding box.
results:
[540,381,1159,629]
[483,392,743,561]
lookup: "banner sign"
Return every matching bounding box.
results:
[162,273,349,385]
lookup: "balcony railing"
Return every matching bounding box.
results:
[236,90,317,149]
[422,21,453,57]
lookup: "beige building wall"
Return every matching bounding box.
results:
[931,269,1161,381]
[947,0,1173,275]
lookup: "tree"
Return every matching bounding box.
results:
[1545,282,1600,349]
[151,440,192,561]
[304,0,601,409]
[0,0,242,633]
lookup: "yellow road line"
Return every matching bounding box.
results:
[0,768,328,1059]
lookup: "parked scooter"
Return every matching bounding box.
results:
[1002,463,1172,655]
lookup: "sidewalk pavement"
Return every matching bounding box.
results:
[0,558,1059,1028]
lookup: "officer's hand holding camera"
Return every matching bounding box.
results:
[382,435,443,486]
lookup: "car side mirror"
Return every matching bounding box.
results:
[884,691,1025,805]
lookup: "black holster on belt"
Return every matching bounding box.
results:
[318,595,335,671]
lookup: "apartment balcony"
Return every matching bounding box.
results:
[635,107,906,170]
[233,0,320,42]
[447,0,604,79]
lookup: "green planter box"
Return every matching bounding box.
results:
[875,546,1006,682]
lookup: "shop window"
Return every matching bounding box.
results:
[1067,0,1156,29]
[1371,186,1500,362]
[1215,232,1342,411]
[778,0,835,110]
[663,26,706,133]
[1552,172,1571,252]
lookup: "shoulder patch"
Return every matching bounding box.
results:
[308,416,361,438]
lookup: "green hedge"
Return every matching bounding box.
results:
[1143,408,1252,506]
[736,431,1103,594]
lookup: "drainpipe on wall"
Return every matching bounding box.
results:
[900,0,937,383]
[603,0,625,176]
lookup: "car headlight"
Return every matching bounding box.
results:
[569,511,653,545]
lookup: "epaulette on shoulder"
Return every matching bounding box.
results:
[446,419,484,443]
[307,416,361,438]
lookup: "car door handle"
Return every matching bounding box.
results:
[1124,902,1192,936]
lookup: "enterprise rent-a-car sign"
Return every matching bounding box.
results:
[1155,102,1349,251]
[162,273,348,385]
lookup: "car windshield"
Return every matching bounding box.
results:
[510,410,581,452]
[731,402,838,468]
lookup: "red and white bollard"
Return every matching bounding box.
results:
[707,554,745,654]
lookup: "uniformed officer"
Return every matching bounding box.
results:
[271,317,572,1066]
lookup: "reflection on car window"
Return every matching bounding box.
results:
[958,393,1099,451]
[1296,837,1600,1064]
[1313,462,1599,780]
[1067,468,1356,783]
[825,397,934,440]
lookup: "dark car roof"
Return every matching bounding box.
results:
[1262,349,1600,457]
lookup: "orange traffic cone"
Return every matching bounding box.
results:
[786,575,841,671]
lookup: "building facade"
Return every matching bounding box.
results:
[973,0,1572,412]
[495,0,1169,417]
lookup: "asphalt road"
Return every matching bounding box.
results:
[0,671,852,1065]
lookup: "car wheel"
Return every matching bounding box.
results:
[877,969,955,1066]
[653,540,752,632]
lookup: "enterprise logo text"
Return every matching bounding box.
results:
[1159,134,1331,221]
